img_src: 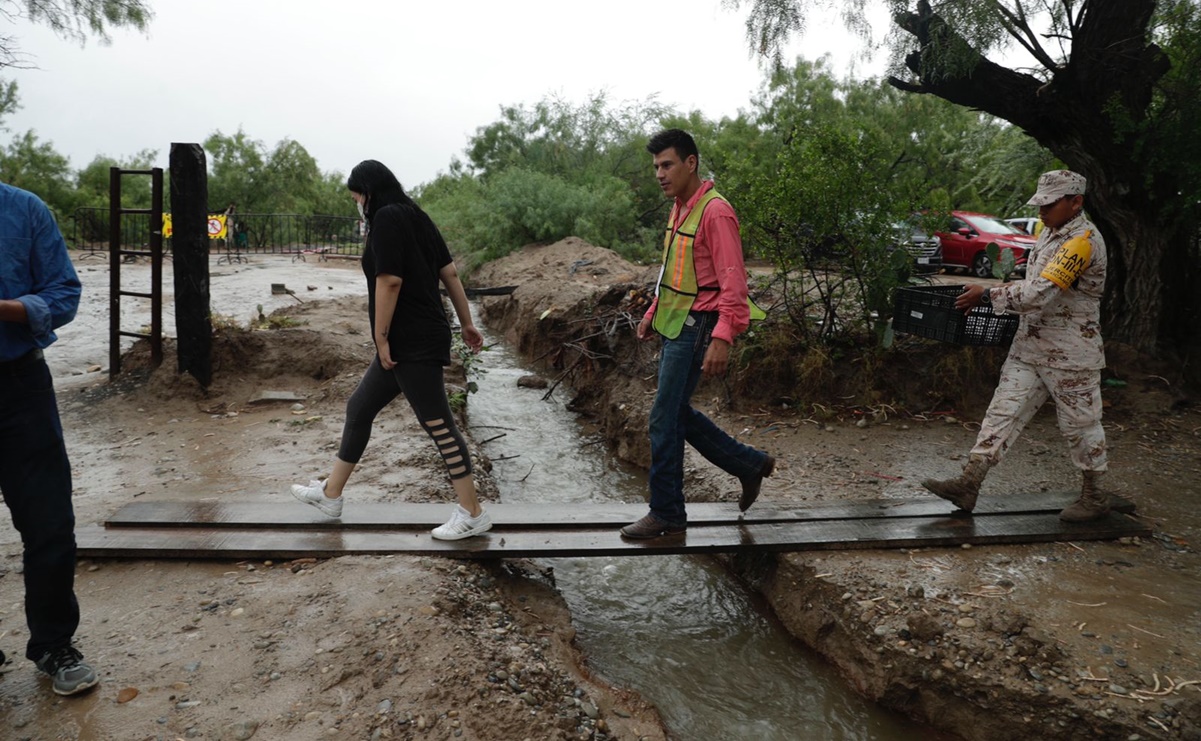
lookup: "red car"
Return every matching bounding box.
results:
[936,211,1036,278]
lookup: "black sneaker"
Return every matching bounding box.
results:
[35,646,98,696]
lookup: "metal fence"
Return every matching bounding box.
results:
[69,208,364,257]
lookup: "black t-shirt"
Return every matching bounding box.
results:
[361,203,453,365]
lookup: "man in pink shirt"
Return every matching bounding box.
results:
[621,129,775,539]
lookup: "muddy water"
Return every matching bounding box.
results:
[468,333,939,740]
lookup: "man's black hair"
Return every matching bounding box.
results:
[647,129,699,166]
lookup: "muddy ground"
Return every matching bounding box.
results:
[1,243,1198,740]
[0,254,665,741]
[472,239,1201,741]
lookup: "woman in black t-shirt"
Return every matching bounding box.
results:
[290,160,491,540]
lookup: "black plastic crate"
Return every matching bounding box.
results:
[892,285,1019,346]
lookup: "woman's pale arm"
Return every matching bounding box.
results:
[439,263,483,353]
[374,273,402,369]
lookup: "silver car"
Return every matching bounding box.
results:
[892,222,942,273]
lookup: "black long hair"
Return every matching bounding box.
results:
[347,159,414,222]
[347,159,447,252]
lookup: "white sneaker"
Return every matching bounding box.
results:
[431,505,492,541]
[291,479,343,518]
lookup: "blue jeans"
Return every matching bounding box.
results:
[0,353,80,661]
[647,312,768,526]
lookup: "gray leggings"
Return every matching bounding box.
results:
[338,358,472,480]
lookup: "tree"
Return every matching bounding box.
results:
[465,92,672,233]
[0,78,16,126]
[1,0,152,70]
[0,129,75,213]
[204,128,268,211]
[421,93,672,264]
[727,0,1201,355]
[262,139,322,213]
[1,1,152,228]
[75,149,157,207]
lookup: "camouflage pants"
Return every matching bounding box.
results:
[970,358,1107,471]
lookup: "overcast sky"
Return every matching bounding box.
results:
[4,1,890,188]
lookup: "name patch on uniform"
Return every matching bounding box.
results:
[1040,230,1093,289]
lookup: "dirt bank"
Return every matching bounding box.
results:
[0,255,665,741]
[473,240,1201,741]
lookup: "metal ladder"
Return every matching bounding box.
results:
[108,167,164,377]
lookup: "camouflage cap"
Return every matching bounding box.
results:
[1027,170,1087,206]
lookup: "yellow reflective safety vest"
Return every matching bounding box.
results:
[651,189,765,339]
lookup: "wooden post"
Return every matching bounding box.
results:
[169,143,212,387]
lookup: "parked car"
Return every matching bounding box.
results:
[936,211,1036,278]
[890,221,942,273]
[1005,216,1043,237]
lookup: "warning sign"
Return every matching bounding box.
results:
[161,214,227,240]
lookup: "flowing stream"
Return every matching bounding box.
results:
[468,330,942,740]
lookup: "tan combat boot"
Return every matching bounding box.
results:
[1059,470,1111,522]
[921,455,990,512]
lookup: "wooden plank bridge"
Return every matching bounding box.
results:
[75,492,1148,560]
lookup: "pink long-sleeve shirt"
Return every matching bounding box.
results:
[645,180,751,344]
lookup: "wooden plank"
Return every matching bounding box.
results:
[103,491,1092,531]
[76,513,1149,560]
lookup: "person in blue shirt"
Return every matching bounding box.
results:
[0,180,98,696]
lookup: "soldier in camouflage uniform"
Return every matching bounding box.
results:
[923,170,1114,522]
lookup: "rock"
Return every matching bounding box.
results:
[907,613,943,642]
[517,375,549,389]
[956,617,977,629]
[247,390,305,405]
[117,687,139,703]
[219,720,260,741]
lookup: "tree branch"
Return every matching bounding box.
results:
[987,0,1059,72]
